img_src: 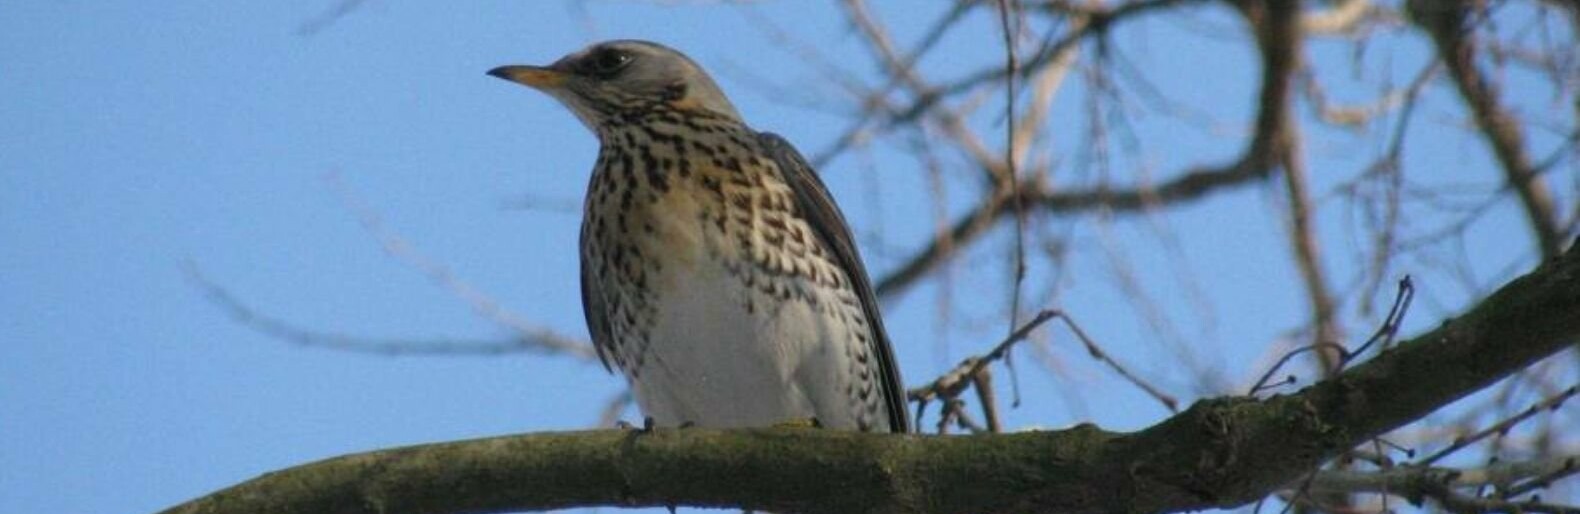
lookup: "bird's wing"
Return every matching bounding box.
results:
[580,242,616,373]
[757,131,910,433]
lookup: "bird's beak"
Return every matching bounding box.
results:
[486,65,567,89]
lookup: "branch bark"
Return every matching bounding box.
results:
[162,240,1580,514]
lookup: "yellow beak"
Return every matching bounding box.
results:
[486,65,567,89]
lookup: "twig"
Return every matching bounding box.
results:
[1348,62,1437,315]
[908,310,1058,406]
[184,173,595,360]
[1418,385,1580,466]
[1049,310,1179,411]
[297,0,370,36]
[1250,274,1415,394]
[184,261,588,357]
[1307,455,1580,514]
[909,309,1179,426]
[1412,0,1566,258]
[499,194,582,214]
[322,173,594,359]
[1348,276,1414,360]
[872,0,1304,300]
[882,0,1210,132]
[1249,342,1353,395]
[1426,486,1580,514]
[809,2,973,168]
[995,0,1031,414]
[972,364,1002,433]
[1501,454,1580,498]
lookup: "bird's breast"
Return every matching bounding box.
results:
[578,123,884,429]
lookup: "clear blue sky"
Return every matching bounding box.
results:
[2,1,1569,513]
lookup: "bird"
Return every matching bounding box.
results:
[487,40,908,433]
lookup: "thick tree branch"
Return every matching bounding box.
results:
[162,241,1580,514]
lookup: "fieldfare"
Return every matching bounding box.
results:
[489,40,907,433]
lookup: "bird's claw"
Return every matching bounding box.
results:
[615,416,660,433]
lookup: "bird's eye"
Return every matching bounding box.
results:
[587,49,633,77]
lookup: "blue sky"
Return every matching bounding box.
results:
[2,1,1572,513]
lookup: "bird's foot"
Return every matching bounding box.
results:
[615,416,660,433]
[616,417,698,432]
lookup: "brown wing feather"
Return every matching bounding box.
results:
[757,131,910,433]
[580,233,616,373]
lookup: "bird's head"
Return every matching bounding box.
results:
[488,40,742,132]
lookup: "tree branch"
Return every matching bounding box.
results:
[161,240,1580,514]
[1410,0,1567,258]
[874,0,1300,301]
[1308,455,1580,513]
[1309,454,1580,496]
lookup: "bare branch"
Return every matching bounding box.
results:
[1411,0,1567,258]
[910,309,1176,434]
[298,0,370,36]
[1309,455,1580,512]
[1418,385,1579,466]
[188,174,595,360]
[184,262,589,358]
[875,0,1302,301]
[322,174,593,358]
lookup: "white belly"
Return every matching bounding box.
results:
[629,260,854,428]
